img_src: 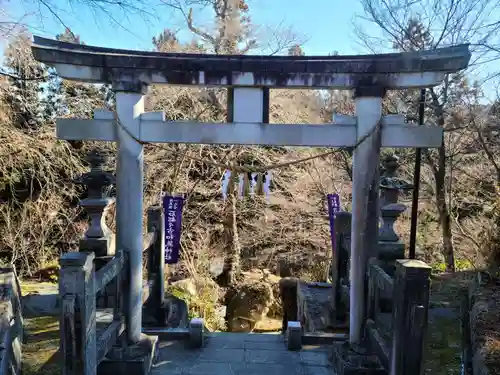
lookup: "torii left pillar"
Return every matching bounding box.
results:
[114,83,146,344]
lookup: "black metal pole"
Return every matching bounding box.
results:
[409,89,426,259]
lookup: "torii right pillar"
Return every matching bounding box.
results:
[349,83,384,345]
[347,64,473,346]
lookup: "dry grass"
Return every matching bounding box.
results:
[168,278,226,331]
[22,316,59,375]
[0,100,88,275]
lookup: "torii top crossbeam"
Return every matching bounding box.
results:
[32,36,471,90]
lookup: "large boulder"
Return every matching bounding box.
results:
[225,275,274,332]
[239,269,282,318]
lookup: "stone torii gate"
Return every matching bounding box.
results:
[31,36,471,347]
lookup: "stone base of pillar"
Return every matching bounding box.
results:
[142,302,168,326]
[97,334,159,375]
[188,318,204,348]
[79,233,115,257]
[286,321,302,351]
[329,342,386,375]
[378,241,405,265]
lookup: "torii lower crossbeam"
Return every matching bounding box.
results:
[57,113,443,148]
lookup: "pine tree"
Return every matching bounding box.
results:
[3,31,53,129]
[153,29,179,52]
[288,44,304,56]
[55,28,113,118]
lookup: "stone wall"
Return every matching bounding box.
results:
[467,272,500,375]
[297,281,333,333]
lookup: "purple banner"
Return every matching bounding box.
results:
[327,194,341,255]
[163,195,185,264]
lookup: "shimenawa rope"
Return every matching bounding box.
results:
[113,111,382,173]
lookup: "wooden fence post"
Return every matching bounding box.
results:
[366,258,378,322]
[59,252,96,375]
[0,267,23,375]
[390,259,431,375]
[113,252,124,323]
[331,211,351,321]
[146,206,165,323]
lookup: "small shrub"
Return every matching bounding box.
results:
[168,279,225,331]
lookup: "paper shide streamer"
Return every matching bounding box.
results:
[221,170,273,201]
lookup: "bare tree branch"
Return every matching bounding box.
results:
[355,0,500,72]
[161,0,305,55]
[11,0,158,40]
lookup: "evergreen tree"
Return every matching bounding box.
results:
[153,29,179,52]
[3,31,53,129]
[288,44,304,56]
[55,28,113,118]
[56,28,83,44]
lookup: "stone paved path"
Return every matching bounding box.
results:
[151,332,335,375]
[423,272,472,375]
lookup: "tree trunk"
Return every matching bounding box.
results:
[427,89,455,272]
[493,181,500,267]
[433,145,455,272]
[217,191,241,286]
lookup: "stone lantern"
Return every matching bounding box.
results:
[74,150,116,257]
[379,154,413,206]
[378,154,412,267]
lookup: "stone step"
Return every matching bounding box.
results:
[144,325,348,348]
[303,332,348,345]
[151,331,336,375]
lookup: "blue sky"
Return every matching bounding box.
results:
[2,0,498,98]
[5,0,369,54]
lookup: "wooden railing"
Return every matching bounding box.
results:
[0,267,23,375]
[59,206,165,375]
[59,250,125,374]
[365,257,431,375]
